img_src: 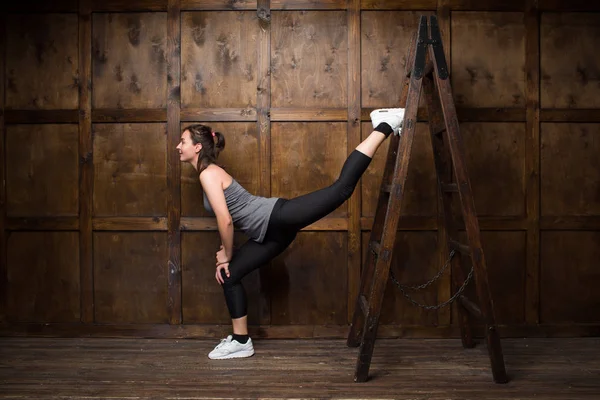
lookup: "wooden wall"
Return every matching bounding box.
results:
[1,0,599,339]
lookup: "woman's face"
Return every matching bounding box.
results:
[177,130,201,163]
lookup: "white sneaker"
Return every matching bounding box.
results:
[208,335,255,360]
[370,108,405,135]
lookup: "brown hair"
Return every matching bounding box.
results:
[183,124,225,174]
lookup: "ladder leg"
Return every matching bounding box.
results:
[348,18,418,349]
[355,18,427,382]
[347,134,400,348]
[429,35,508,383]
[422,72,474,348]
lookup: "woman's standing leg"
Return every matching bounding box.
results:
[208,227,296,359]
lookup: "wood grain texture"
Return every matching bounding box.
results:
[347,0,361,324]
[6,232,80,322]
[92,13,167,109]
[361,11,432,108]
[540,13,600,108]
[181,107,257,121]
[459,122,526,217]
[271,0,346,9]
[271,122,348,218]
[93,232,168,323]
[361,0,437,9]
[92,217,168,230]
[451,12,525,108]
[93,123,168,216]
[5,0,78,12]
[167,0,183,325]
[182,0,256,9]
[182,232,266,324]
[4,217,79,231]
[2,337,600,398]
[79,0,94,324]
[257,0,272,326]
[92,0,168,11]
[525,0,540,325]
[5,14,78,110]
[92,108,167,122]
[436,0,452,326]
[540,123,600,216]
[271,11,347,107]
[5,125,79,217]
[361,122,437,217]
[2,322,600,338]
[180,122,259,217]
[267,232,347,324]
[541,232,600,323]
[181,11,258,108]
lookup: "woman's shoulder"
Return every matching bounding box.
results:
[199,164,233,189]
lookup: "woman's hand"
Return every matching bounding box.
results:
[215,262,230,285]
[216,245,230,265]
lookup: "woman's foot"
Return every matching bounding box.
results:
[370,108,405,136]
[208,335,255,360]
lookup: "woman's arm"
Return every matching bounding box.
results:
[200,169,234,261]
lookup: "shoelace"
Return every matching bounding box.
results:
[214,337,230,350]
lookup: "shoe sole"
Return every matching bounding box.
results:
[208,349,255,360]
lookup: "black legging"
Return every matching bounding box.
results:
[220,149,372,318]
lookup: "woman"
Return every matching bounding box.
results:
[176,108,405,360]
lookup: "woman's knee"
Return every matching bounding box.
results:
[220,269,240,290]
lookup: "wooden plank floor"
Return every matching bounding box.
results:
[1,337,599,399]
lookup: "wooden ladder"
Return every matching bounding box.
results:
[347,15,508,384]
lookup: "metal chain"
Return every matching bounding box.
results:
[394,249,456,291]
[391,263,474,310]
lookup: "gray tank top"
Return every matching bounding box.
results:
[203,179,279,243]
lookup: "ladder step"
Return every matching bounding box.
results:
[458,295,482,319]
[359,294,369,315]
[442,183,458,192]
[449,239,471,255]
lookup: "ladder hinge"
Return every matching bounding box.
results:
[413,16,428,79]
[429,15,449,80]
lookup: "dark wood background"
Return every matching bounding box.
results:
[1,0,599,339]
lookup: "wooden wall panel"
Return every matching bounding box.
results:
[541,232,600,323]
[180,122,259,217]
[182,232,266,324]
[271,122,348,218]
[541,13,600,108]
[92,13,167,109]
[453,231,526,325]
[5,14,79,110]
[94,232,168,323]
[361,11,432,108]
[268,232,347,325]
[541,123,600,216]
[6,232,80,322]
[451,12,526,108]
[361,122,437,217]
[271,11,348,108]
[459,122,526,217]
[181,12,259,108]
[362,231,440,325]
[6,124,79,217]
[93,123,167,216]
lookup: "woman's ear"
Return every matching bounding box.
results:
[195,143,202,154]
